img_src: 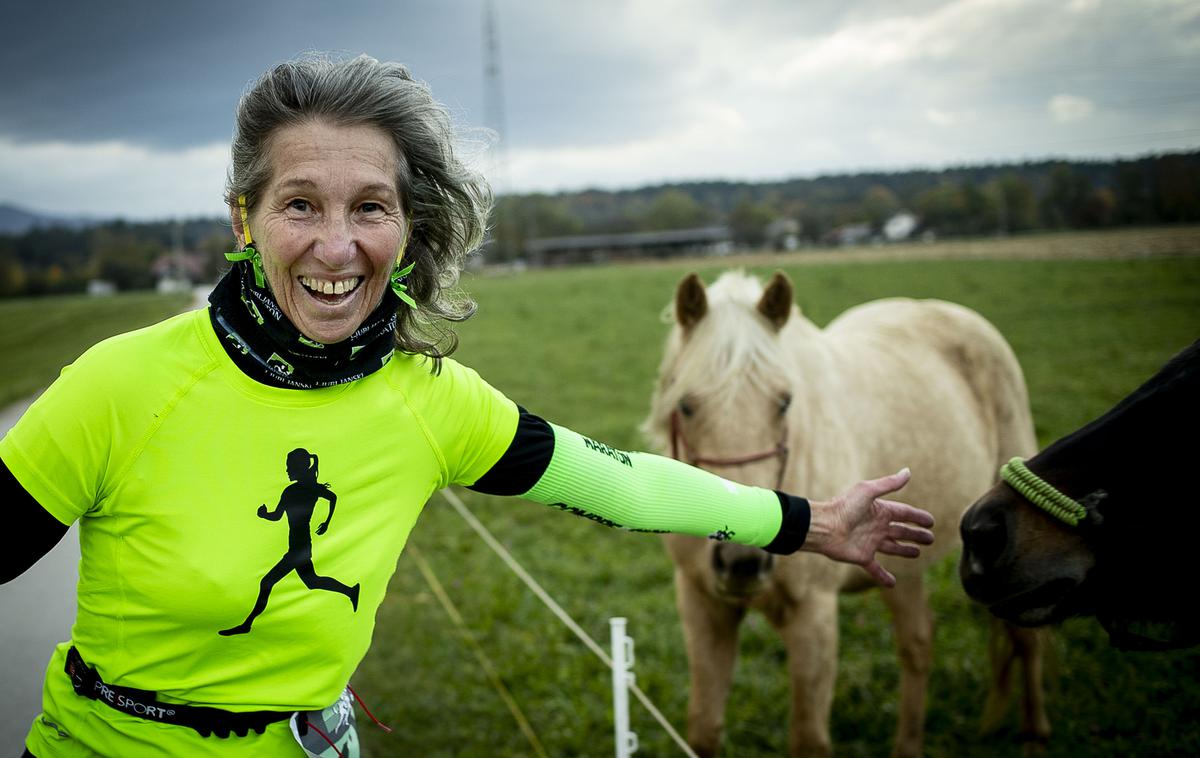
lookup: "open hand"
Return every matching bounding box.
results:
[803,468,935,587]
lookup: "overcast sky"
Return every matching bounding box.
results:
[1,0,1197,220]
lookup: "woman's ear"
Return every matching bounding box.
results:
[229,203,247,249]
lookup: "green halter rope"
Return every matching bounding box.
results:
[1000,457,1088,527]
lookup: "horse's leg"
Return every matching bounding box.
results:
[879,575,934,758]
[675,570,745,758]
[1009,624,1051,746]
[980,616,1015,734]
[981,620,1052,740]
[769,590,838,758]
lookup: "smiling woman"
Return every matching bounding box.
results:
[239,121,408,346]
[1,52,936,758]
[222,53,490,369]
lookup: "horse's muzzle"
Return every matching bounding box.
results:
[958,500,1013,600]
[959,490,1093,625]
[712,543,774,598]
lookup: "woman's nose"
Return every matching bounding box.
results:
[312,214,357,267]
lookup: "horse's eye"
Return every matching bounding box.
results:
[778,393,792,416]
[679,399,695,418]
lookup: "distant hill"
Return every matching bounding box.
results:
[0,203,99,235]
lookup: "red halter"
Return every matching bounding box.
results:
[669,410,790,490]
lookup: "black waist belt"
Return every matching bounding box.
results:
[65,646,293,738]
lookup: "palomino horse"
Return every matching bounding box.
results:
[642,270,1050,757]
[961,338,1200,651]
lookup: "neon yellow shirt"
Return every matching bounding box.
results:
[2,308,517,756]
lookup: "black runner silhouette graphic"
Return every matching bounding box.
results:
[220,448,360,636]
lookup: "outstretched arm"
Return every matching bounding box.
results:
[315,490,337,535]
[468,411,934,584]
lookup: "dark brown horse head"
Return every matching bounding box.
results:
[960,339,1200,650]
[958,467,1099,627]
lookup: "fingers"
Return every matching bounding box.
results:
[878,539,921,558]
[878,498,935,530]
[886,519,934,546]
[864,559,897,588]
[862,467,911,499]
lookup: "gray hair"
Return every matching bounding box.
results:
[225,53,492,363]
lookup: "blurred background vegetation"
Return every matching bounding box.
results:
[1,151,1198,295]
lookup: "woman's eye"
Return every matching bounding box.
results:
[360,202,383,214]
[287,199,311,213]
[678,399,695,418]
[778,393,792,415]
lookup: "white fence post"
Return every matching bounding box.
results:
[610,617,638,757]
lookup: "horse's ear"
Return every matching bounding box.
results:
[675,272,707,333]
[756,270,793,330]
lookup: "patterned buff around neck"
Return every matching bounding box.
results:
[208,261,401,389]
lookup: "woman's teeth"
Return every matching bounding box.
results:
[300,276,360,296]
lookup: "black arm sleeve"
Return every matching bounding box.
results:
[467,407,555,496]
[1,457,70,584]
[763,492,811,554]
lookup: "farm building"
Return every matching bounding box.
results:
[524,226,734,265]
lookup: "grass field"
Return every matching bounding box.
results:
[361,246,1200,756]
[0,291,192,408]
[2,229,1198,756]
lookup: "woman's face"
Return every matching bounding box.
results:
[235,119,407,345]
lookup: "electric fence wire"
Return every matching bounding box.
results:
[408,543,549,758]
[438,487,700,758]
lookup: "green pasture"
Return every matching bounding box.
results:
[0,291,192,408]
[1,241,1198,756]
[364,255,1200,756]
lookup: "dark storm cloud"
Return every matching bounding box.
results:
[0,0,486,147]
[1,0,1196,218]
[0,0,678,152]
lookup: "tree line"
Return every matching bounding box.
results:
[0,218,231,297]
[487,151,1200,260]
[1,151,1197,296]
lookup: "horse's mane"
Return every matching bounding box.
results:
[643,271,798,447]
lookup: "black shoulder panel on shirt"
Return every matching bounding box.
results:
[1,458,70,584]
[762,491,811,555]
[467,408,555,496]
